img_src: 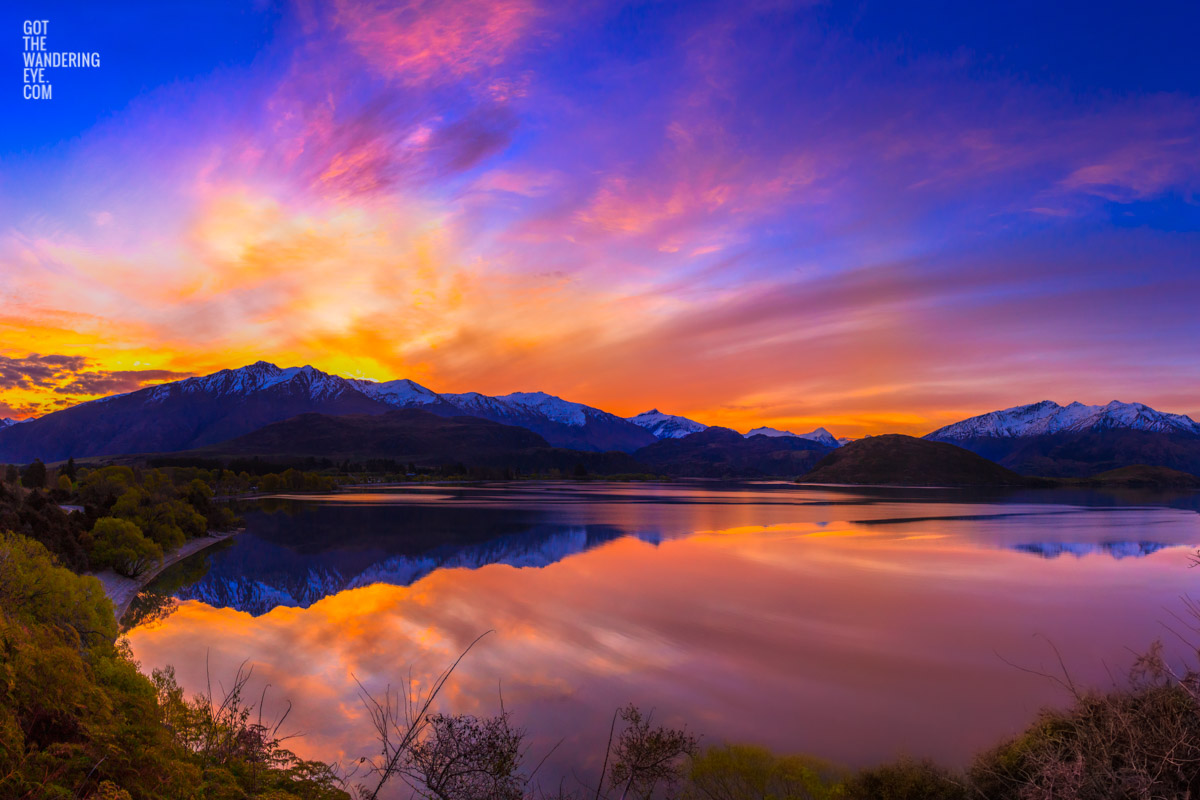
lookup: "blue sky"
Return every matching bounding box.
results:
[1,0,1197,436]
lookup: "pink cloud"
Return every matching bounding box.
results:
[330,0,540,87]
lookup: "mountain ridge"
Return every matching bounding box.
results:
[745,425,840,448]
[626,409,708,439]
[926,401,1200,477]
[927,400,1200,440]
[0,362,659,460]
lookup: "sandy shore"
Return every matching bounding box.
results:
[93,529,242,625]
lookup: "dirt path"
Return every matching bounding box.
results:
[93,529,242,624]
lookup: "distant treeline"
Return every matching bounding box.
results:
[0,460,332,576]
[149,453,659,483]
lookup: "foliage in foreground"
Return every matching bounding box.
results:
[0,532,348,800]
[6,516,1200,799]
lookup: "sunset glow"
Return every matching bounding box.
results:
[3,1,1198,437]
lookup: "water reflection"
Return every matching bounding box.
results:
[125,483,1200,795]
[1013,541,1172,559]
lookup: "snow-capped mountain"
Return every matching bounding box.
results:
[0,417,28,430]
[142,362,361,404]
[927,400,1200,441]
[0,362,392,463]
[745,426,840,448]
[439,391,656,452]
[924,400,1200,477]
[348,377,462,415]
[347,377,439,405]
[627,409,708,439]
[0,361,657,461]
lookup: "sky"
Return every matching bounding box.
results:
[1,0,1198,438]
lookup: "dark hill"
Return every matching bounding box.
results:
[801,434,1034,487]
[189,409,646,474]
[634,427,830,478]
[1065,464,1200,490]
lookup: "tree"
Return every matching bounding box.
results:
[0,531,347,799]
[62,456,77,482]
[110,486,205,549]
[57,473,73,492]
[21,459,46,489]
[606,705,698,800]
[78,465,135,510]
[3,464,18,485]
[0,531,116,643]
[90,516,163,578]
[406,712,527,800]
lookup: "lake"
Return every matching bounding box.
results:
[124,482,1200,794]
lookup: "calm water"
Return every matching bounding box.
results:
[126,482,1200,792]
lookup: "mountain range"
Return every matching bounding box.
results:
[0,362,1198,481]
[0,362,836,464]
[745,425,840,447]
[0,362,663,462]
[925,400,1200,477]
[926,400,1200,439]
[625,410,840,448]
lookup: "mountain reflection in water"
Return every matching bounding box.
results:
[125,482,1200,795]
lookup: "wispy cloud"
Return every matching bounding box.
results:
[0,1,1197,432]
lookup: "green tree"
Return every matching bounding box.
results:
[0,531,116,643]
[3,463,18,485]
[846,758,966,800]
[111,486,204,550]
[79,465,136,510]
[684,744,846,800]
[90,517,163,578]
[0,532,349,798]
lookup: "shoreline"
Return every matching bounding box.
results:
[93,528,243,626]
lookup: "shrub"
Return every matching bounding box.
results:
[844,757,966,800]
[684,743,846,799]
[0,531,349,800]
[90,516,163,578]
[969,649,1200,800]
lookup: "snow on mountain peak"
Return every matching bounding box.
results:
[627,409,708,439]
[495,392,589,426]
[348,377,441,406]
[138,361,360,404]
[744,426,839,447]
[928,400,1200,440]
